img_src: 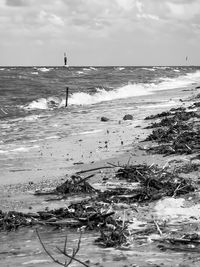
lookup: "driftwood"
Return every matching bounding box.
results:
[36,229,89,267]
[34,174,96,196]
[76,166,114,174]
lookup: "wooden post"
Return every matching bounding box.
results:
[65,87,69,107]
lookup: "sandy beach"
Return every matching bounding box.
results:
[1,84,200,267]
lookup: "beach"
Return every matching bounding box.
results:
[1,67,200,266]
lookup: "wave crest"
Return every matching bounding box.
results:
[23,70,200,110]
[24,96,62,110]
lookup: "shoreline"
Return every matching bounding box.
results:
[0,84,199,210]
[0,85,196,186]
[1,84,200,266]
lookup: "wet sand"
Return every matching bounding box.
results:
[1,85,200,267]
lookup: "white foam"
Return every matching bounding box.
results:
[31,71,39,75]
[10,146,39,153]
[68,84,152,106]
[23,115,41,121]
[117,67,125,71]
[25,98,47,110]
[154,197,200,221]
[24,70,200,109]
[90,67,97,71]
[24,96,62,110]
[68,71,200,106]
[141,67,155,71]
[72,129,103,136]
[151,72,198,94]
[0,145,39,154]
[153,66,169,70]
[37,67,52,72]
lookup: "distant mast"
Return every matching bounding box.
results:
[64,52,67,67]
[186,56,188,65]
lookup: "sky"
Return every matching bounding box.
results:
[0,0,200,66]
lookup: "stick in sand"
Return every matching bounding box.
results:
[65,87,69,107]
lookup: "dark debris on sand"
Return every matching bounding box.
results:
[2,95,200,251]
[1,160,197,248]
[143,102,200,155]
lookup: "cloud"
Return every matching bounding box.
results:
[38,10,64,27]
[137,13,159,21]
[6,0,29,7]
[166,0,200,21]
[1,0,200,65]
[115,0,135,10]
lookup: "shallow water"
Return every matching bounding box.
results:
[1,226,200,267]
[1,66,200,150]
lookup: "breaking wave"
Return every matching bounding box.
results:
[36,67,52,72]
[24,70,200,110]
[68,84,152,106]
[24,96,63,110]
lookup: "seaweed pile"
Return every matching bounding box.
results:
[145,109,199,129]
[1,160,197,249]
[113,164,195,202]
[55,174,97,194]
[0,210,38,231]
[144,104,200,155]
[0,202,116,231]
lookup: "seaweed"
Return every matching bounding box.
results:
[55,174,97,194]
[145,111,172,120]
[147,129,200,155]
[95,227,128,248]
[112,164,195,202]
[145,110,199,129]
[144,104,200,155]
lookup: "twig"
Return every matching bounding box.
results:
[153,220,163,236]
[127,156,132,166]
[36,229,65,266]
[76,166,113,174]
[56,233,89,267]
[107,162,121,167]
[172,184,181,198]
[36,229,89,267]
[76,174,95,185]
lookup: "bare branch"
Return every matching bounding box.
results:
[76,166,113,175]
[36,229,89,267]
[36,229,66,266]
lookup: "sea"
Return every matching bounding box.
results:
[0,66,200,174]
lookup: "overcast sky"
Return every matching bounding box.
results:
[0,0,200,66]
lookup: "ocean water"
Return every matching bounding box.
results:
[0,66,200,159]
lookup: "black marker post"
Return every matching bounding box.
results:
[65,87,69,107]
[64,52,67,66]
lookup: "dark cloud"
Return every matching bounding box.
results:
[6,0,28,7]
